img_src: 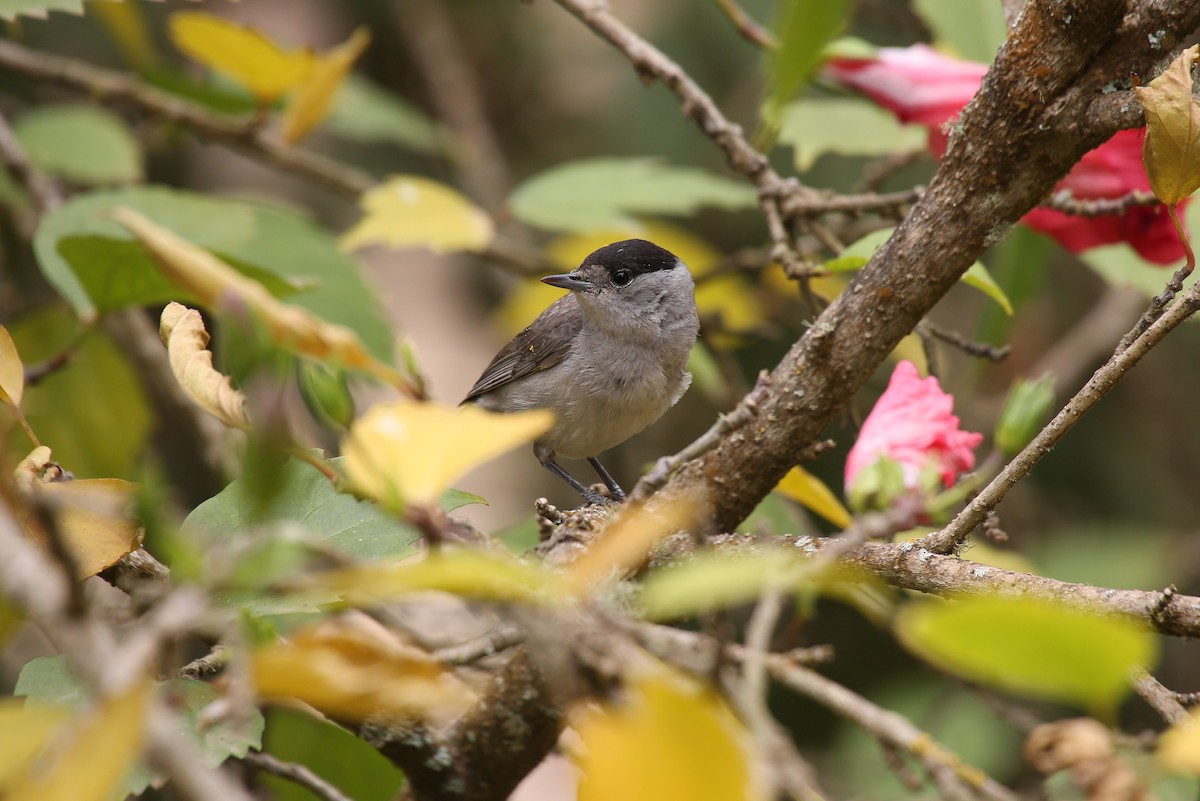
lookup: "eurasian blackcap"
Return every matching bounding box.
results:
[464,239,700,505]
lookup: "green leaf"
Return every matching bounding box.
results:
[16,656,264,797]
[641,550,806,620]
[143,67,260,116]
[186,458,411,561]
[123,680,264,795]
[508,158,756,232]
[0,0,83,21]
[13,104,142,185]
[262,706,405,801]
[962,261,1013,315]
[911,0,1007,63]
[33,187,394,360]
[897,596,1159,715]
[7,306,150,479]
[14,655,88,706]
[442,487,489,513]
[827,228,1013,314]
[325,74,442,153]
[763,0,853,126]
[823,227,891,272]
[185,456,485,562]
[778,98,927,172]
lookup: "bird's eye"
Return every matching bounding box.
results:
[612,269,633,286]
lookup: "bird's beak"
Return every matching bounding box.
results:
[541,272,595,292]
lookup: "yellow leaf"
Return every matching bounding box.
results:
[566,490,707,594]
[1159,706,1200,775]
[572,668,766,801]
[0,325,25,407]
[22,479,142,579]
[169,12,314,104]
[109,207,410,391]
[774,466,851,529]
[341,401,552,508]
[339,176,494,254]
[8,681,151,801]
[0,700,69,791]
[251,619,472,721]
[314,548,563,606]
[1135,44,1200,205]
[281,27,371,144]
[160,302,250,430]
[897,596,1157,715]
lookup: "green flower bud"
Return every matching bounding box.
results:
[995,373,1055,457]
[298,361,355,431]
[847,454,907,513]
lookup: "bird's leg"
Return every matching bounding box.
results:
[539,456,616,506]
[586,457,626,501]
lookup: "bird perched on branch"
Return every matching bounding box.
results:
[464,239,699,505]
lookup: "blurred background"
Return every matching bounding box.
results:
[1,1,1198,798]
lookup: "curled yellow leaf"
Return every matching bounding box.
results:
[251,619,472,721]
[160,302,249,430]
[341,401,552,508]
[339,176,495,254]
[169,12,314,104]
[1135,44,1200,206]
[109,207,411,392]
[281,27,371,144]
[0,325,24,408]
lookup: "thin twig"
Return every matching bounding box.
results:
[711,0,776,49]
[925,271,1200,553]
[765,658,1017,801]
[918,320,1011,363]
[393,0,512,214]
[243,751,355,801]
[783,187,923,218]
[630,370,770,501]
[0,108,64,210]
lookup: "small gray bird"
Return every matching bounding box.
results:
[464,239,700,505]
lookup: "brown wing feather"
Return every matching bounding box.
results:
[463,294,582,402]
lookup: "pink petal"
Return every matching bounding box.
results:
[845,361,983,492]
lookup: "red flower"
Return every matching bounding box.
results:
[825,46,1186,265]
[845,361,982,495]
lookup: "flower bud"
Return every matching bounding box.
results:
[995,373,1055,457]
[847,455,907,513]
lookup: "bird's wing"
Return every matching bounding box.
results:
[463,295,582,402]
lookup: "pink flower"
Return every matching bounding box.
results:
[845,361,982,494]
[825,46,1186,265]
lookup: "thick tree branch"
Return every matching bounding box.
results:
[652,0,1200,531]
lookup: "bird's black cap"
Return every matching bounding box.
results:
[583,239,681,277]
